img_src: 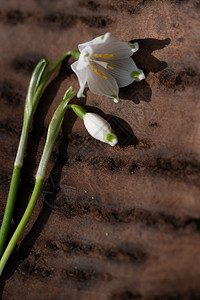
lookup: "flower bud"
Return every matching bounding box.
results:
[83,113,118,146]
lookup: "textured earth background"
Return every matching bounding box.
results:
[0,0,200,299]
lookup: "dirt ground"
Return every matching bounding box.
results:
[0,0,200,299]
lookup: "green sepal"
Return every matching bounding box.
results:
[106,133,116,143]
[69,51,80,61]
[131,70,141,79]
[71,105,87,119]
[128,42,136,49]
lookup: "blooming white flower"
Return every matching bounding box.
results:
[71,32,145,103]
[83,113,117,146]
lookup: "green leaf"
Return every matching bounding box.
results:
[26,59,49,114]
[36,87,74,179]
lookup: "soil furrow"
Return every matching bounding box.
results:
[0,10,114,29]
[51,196,194,230]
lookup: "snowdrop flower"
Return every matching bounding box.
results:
[71,32,145,103]
[83,113,117,146]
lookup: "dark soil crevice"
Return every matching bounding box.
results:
[64,139,200,180]
[0,9,114,29]
[19,260,54,278]
[0,80,25,105]
[47,239,148,264]
[158,68,200,90]
[0,122,20,136]
[110,290,142,300]
[11,52,47,75]
[0,175,10,185]
[63,265,113,289]
[80,16,113,28]
[52,199,194,230]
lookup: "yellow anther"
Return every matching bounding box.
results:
[90,64,108,80]
[93,53,115,59]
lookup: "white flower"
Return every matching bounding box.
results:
[83,113,118,146]
[71,32,145,103]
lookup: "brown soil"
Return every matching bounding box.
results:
[1,0,200,299]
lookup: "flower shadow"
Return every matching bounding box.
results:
[85,106,139,148]
[119,37,170,103]
[106,115,139,148]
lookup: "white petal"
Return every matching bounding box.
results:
[76,46,93,71]
[90,38,134,60]
[106,57,145,88]
[84,113,111,142]
[109,137,118,146]
[86,62,119,99]
[78,32,112,52]
[71,61,87,97]
[79,33,135,59]
[112,96,119,103]
[84,113,117,146]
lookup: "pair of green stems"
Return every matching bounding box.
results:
[0,50,86,275]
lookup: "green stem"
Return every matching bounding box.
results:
[0,51,78,258]
[0,177,44,275]
[0,118,31,257]
[30,51,78,115]
[0,87,74,275]
[42,51,79,86]
[15,118,31,167]
[0,166,21,257]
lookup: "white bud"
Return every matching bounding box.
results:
[83,113,118,146]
